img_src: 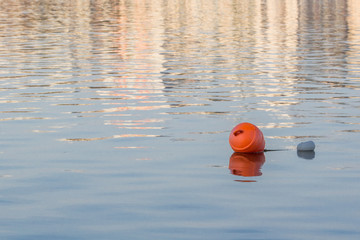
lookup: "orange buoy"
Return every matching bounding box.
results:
[229,122,265,153]
[229,152,265,177]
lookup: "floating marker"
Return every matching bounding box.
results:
[229,122,265,153]
[297,141,315,151]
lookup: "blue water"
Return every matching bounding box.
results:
[0,1,360,239]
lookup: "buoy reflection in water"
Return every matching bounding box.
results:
[229,152,265,177]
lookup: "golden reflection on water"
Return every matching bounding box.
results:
[0,0,359,145]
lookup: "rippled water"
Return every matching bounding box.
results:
[1,1,360,239]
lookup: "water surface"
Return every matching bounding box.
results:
[0,1,360,239]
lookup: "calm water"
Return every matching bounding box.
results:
[1,0,360,239]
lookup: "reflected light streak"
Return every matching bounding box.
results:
[0,117,53,121]
[114,146,147,149]
[59,134,162,142]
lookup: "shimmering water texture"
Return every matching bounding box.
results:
[1,1,360,240]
